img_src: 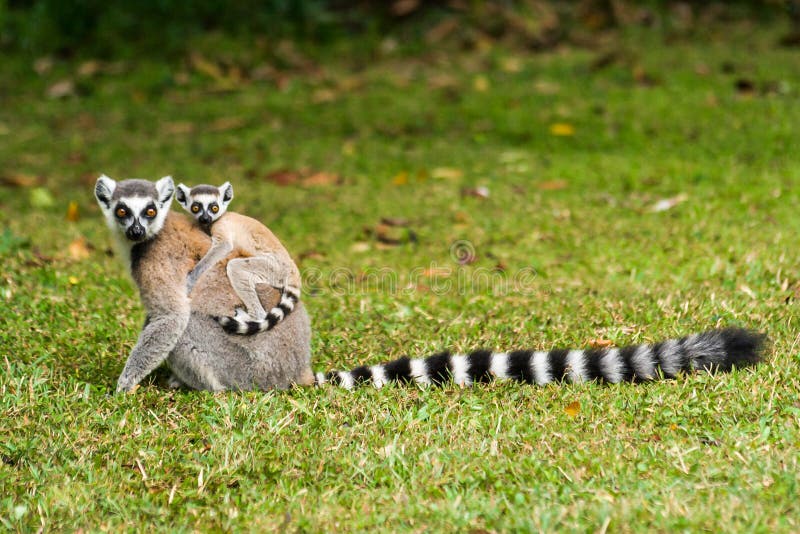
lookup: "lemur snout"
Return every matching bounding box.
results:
[199,214,212,225]
[126,223,145,241]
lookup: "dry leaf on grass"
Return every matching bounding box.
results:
[47,79,75,99]
[649,193,688,212]
[462,186,490,199]
[549,123,575,136]
[537,180,568,191]
[564,401,581,417]
[68,237,92,260]
[66,201,80,222]
[1,173,40,187]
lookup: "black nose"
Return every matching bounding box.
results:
[126,224,145,241]
[199,214,212,225]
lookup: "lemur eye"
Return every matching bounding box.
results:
[210,205,219,213]
[145,208,157,218]
[115,207,127,218]
[191,205,200,213]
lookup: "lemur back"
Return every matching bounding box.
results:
[175,182,301,333]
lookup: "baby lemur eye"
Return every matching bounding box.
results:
[191,204,200,213]
[145,208,157,218]
[210,205,219,213]
[115,207,127,218]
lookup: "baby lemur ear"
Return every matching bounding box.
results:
[156,175,175,206]
[220,181,234,205]
[95,174,116,209]
[175,183,191,208]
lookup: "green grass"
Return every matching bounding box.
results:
[2,20,800,532]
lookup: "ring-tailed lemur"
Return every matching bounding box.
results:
[95,175,314,392]
[95,176,765,393]
[174,181,301,333]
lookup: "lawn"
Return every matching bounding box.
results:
[1,18,799,532]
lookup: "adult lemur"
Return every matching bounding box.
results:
[95,175,765,392]
[174,181,301,333]
[95,175,313,392]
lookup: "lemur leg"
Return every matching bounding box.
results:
[116,305,190,393]
[226,254,296,321]
[187,237,233,294]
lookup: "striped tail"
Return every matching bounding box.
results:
[313,328,765,390]
[216,285,300,335]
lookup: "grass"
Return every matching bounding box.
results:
[1,19,800,532]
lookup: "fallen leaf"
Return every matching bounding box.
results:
[739,284,756,299]
[425,18,458,44]
[209,117,246,132]
[68,237,92,260]
[549,123,575,136]
[473,75,490,92]
[501,57,523,73]
[392,171,409,186]
[431,167,463,180]
[189,53,224,81]
[1,173,40,187]
[380,217,410,227]
[564,401,581,417]
[66,201,80,222]
[33,56,54,75]
[421,267,451,278]
[533,80,560,95]
[633,65,658,87]
[29,187,55,208]
[77,60,101,77]
[163,122,195,135]
[47,79,75,99]
[391,0,419,16]
[312,87,337,104]
[299,250,325,261]
[265,169,301,186]
[462,186,490,199]
[649,193,688,212]
[68,276,80,285]
[588,338,613,348]
[350,242,370,253]
[302,172,342,187]
[537,180,568,191]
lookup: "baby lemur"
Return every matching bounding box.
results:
[95,175,313,392]
[175,182,301,335]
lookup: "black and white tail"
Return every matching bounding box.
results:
[216,286,300,335]
[313,328,765,390]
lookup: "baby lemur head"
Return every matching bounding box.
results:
[175,182,233,229]
[94,174,175,243]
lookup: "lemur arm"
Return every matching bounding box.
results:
[116,305,190,392]
[186,235,234,293]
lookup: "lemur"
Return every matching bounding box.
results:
[96,176,765,393]
[94,175,314,392]
[174,181,301,334]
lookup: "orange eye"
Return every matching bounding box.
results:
[115,207,127,218]
[145,208,156,218]
[191,205,200,213]
[210,205,219,213]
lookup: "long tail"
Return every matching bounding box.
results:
[216,285,300,335]
[314,328,765,390]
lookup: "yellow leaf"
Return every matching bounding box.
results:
[66,201,80,222]
[68,276,79,285]
[564,401,581,417]
[68,237,91,260]
[431,167,463,180]
[392,171,408,186]
[550,123,575,136]
[473,75,490,92]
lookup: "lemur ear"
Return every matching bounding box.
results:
[220,182,234,205]
[175,184,190,207]
[95,174,116,209]
[155,175,175,205]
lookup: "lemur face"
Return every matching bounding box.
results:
[175,182,234,228]
[94,175,174,243]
